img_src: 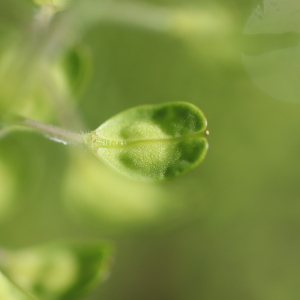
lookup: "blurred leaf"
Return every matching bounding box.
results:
[1,241,113,300]
[243,0,300,102]
[0,41,56,121]
[63,152,177,229]
[171,6,238,65]
[85,102,208,182]
[0,272,37,300]
[60,44,92,98]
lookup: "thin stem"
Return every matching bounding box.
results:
[33,4,56,34]
[1,115,85,146]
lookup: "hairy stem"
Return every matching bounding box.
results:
[1,115,85,145]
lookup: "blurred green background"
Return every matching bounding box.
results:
[1,0,300,299]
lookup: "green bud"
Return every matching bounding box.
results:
[33,0,71,11]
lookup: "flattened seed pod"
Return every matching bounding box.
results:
[85,102,209,182]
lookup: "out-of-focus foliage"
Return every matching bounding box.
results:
[1,0,300,300]
[34,0,71,11]
[0,241,113,300]
[0,271,36,300]
[60,44,92,98]
[243,0,300,102]
[63,151,176,228]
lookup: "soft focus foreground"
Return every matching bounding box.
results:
[1,0,300,300]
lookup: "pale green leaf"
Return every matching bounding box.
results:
[85,102,209,181]
[0,272,37,300]
[1,241,113,300]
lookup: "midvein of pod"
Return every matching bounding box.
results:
[87,130,208,150]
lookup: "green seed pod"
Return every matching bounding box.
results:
[85,102,209,182]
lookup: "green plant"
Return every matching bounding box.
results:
[1,102,209,182]
[0,1,210,299]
